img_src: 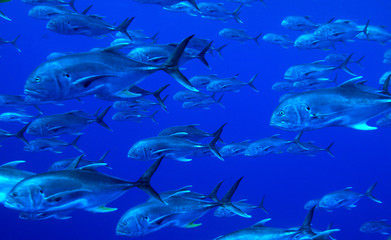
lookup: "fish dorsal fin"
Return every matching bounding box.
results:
[279,93,295,103]
[66,154,85,170]
[299,206,315,232]
[252,218,272,228]
[0,160,25,168]
[344,187,353,190]
[304,16,311,19]
[102,43,130,54]
[186,124,200,127]
[311,60,325,64]
[338,76,364,88]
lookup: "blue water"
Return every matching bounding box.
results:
[1,0,391,239]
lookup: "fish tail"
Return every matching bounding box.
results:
[9,35,21,53]
[232,4,243,24]
[149,110,159,124]
[365,182,382,204]
[115,17,135,40]
[33,104,43,114]
[153,84,170,112]
[133,156,164,203]
[162,35,199,92]
[95,106,112,131]
[13,123,30,144]
[208,123,226,161]
[186,0,200,11]
[197,41,212,68]
[68,0,77,12]
[355,56,365,69]
[218,177,251,218]
[247,74,259,92]
[208,181,223,201]
[253,33,263,46]
[338,53,356,76]
[362,19,370,37]
[212,123,227,143]
[216,94,225,108]
[258,195,269,214]
[298,206,315,232]
[215,44,228,59]
[81,5,93,14]
[151,32,159,42]
[0,10,12,21]
[70,135,83,153]
[98,151,111,169]
[325,142,335,158]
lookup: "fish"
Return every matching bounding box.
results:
[198,3,243,24]
[281,16,319,32]
[24,35,198,101]
[0,161,35,204]
[0,124,29,145]
[116,178,251,237]
[294,33,336,50]
[284,56,355,82]
[219,28,261,45]
[182,94,224,109]
[131,0,199,11]
[19,210,73,220]
[324,53,364,68]
[376,112,391,127]
[286,132,335,157]
[206,74,258,93]
[189,74,235,89]
[244,133,299,157]
[46,15,133,38]
[262,33,293,48]
[163,2,200,16]
[173,90,213,102]
[21,0,76,11]
[26,107,111,137]
[314,20,369,42]
[270,76,391,131]
[0,94,40,112]
[112,110,159,124]
[113,96,167,112]
[214,196,268,217]
[128,124,225,161]
[360,220,391,235]
[384,48,391,64]
[219,140,251,157]
[304,199,320,210]
[158,123,225,142]
[48,151,110,171]
[0,35,21,52]
[4,156,164,214]
[317,183,382,211]
[0,112,36,124]
[215,207,339,240]
[115,30,159,44]
[356,25,391,44]
[28,5,76,20]
[23,135,83,154]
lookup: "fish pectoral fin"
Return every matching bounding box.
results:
[78,163,108,170]
[252,218,272,228]
[150,213,178,226]
[169,132,189,137]
[183,222,202,228]
[45,189,93,202]
[48,126,66,131]
[175,157,192,162]
[349,122,377,131]
[114,89,142,98]
[152,149,173,155]
[88,206,117,213]
[72,75,117,88]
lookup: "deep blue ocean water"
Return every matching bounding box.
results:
[1,0,391,239]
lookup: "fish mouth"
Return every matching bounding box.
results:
[4,201,23,210]
[24,88,49,96]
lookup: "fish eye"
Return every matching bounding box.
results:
[33,76,41,83]
[305,106,311,111]
[62,73,70,78]
[144,216,149,220]
[278,110,285,116]
[39,189,44,194]
[11,192,18,197]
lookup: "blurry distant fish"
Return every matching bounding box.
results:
[356,25,391,44]
[173,90,213,102]
[376,112,391,127]
[324,53,364,68]
[294,33,336,50]
[182,95,224,109]
[26,107,111,137]
[317,183,382,211]
[214,196,268,218]
[163,1,200,16]
[132,0,199,11]
[220,140,250,157]
[0,10,11,21]
[24,35,197,102]
[206,74,258,93]
[112,110,159,124]
[189,74,234,90]
[198,3,243,24]
[384,48,391,64]
[49,151,110,171]
[128,124,224,161]
[271,76,391,131]
[21,0,76,11]
[19,211,73,221]
[281,16,319,32]
[47,15,133,38]
[186,37,227,57]
[113,96,168,112]
[219,28,261,45]
[23,136,83,154]
[314,20,369,42]
[274,76,337,92]
[0,112,36,124]
[360,220,391,235]
[115,30,159,43]
[0,161,35,204]
[158,123,225,142]
[286,132,335,157]
[0,35,21,52]
[262,33,293,48]
[244,133,298,157]
[0,95,41,114]
[28,5,76,20]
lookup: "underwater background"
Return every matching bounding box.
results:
[1,0,391,239]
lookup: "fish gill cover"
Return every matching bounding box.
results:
[0,0,390,239]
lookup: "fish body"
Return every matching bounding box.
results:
[219,28,260,45]
[245,135,291,157]
[163,1,200,16]
[112,111,158,123]
[0,112,35,124]
[158,124,212,141]
[219,141,250,157]
[23,136,82,154]
[206,75,258,93]
[284,63,338,82]
[198,2,242,24]
[384,48,391,64]
[173,90,212,102]
[28,5,74,20]
[262,33,293,48]
[314,21,365,41]
[270,78,391,131]
[281,16,319,31]
[360,220,391,235]
[356,25,391,43]
[294,33,335,50]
